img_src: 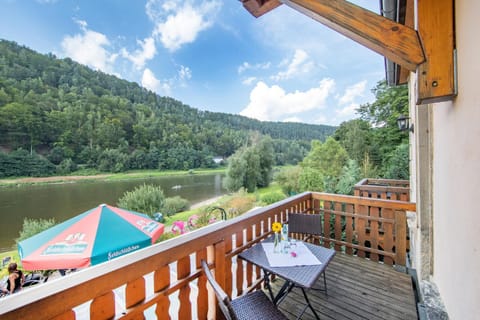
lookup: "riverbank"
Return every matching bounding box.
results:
[0,168,226,187]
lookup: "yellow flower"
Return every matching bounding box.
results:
[272,222,282,233]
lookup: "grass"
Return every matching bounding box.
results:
[0,251,20,278]
[0,167,226,187]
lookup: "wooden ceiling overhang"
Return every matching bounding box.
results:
[240,0,456,104]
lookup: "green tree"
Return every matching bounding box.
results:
[117,184,165,217]
[336,159,361,195]
[357,80,409,172]
[224,136,275,192]
[333,119,373,164]
[255,136,275,187]
[301,137,348,178]
[383,143,409,179]
[298,167,324,192]
[223,148,247,192]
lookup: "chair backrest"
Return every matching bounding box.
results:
[288,213,322,236]
[201,260,237,320]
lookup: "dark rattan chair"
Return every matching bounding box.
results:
[288,213,329,294]
[201,260,288,320]
[288,212,323,243]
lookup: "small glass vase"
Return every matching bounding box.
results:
[273,232,280,253]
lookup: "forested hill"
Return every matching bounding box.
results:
[0,39,336,174]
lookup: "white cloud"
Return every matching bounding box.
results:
[146,0,221,51]
[271,49,314,81]
[121,37,156,69]
[238,61,271,74]
[336,103,359,118]
[240,79,335,121]
[142,68,171,95]
[178,65,192,87]
[242,77,257,86]
[61,19,116,73]
[338,80,367,105]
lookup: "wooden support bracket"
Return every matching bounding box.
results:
[415,0,456,104]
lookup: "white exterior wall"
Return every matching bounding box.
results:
[413,0,480,318]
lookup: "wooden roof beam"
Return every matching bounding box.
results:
[240,0,282,18]
[280,0,425,71]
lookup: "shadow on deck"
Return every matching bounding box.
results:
[271,253,418,320]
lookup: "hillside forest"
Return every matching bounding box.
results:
[0,40,335,177]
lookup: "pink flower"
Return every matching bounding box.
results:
[172,221,186,234]
[290,251,297,258]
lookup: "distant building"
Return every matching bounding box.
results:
[213,156,224,164]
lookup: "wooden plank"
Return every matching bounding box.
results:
[245,226,253,289]
[334,202,342,251]
[416,0,456,104]
[383,208,395,265]
[356,202,367,258]
[214,240,226,320]
[90,291,115,320]
[224,235,233,298]
[153,265,170,319]
[235,230,244,296]
[50,311,75,320]
[395,211,407,265]
[345,203,353,255]
[323,201,332,248]
[125,277,145,308]
[370,205,380,262]
[282,0,425,71]
[195,249,208,320]
[177,256,191,320]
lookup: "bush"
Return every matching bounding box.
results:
[274,166,302,195]
[16,218,56,244]
[117,184,165,216]
[161,196,190,217]
[0,149,56,177]
[56,158,77,175]
[259,191,286,205]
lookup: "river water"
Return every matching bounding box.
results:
[0,173,225,253]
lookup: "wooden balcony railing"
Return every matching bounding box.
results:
[0,192,415,320]
[354,178,410,201]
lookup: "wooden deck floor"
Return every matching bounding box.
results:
[270,253,418,320]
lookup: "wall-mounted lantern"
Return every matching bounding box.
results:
[397,115,414,133]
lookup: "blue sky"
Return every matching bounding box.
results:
[0,0,385,126]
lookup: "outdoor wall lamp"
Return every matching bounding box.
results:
[397,115,414,133]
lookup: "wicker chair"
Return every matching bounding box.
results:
[201,260,288,320]
[288,213,329,294]
[288,212,323,243]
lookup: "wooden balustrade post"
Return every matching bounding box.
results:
[90,291,115,320]
[177,256,192,319]
[154,265,171,319]
[196,248,209,320]
[214,240,227,320]
[394,210,407,266]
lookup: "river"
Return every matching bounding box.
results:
[0,173,226,253]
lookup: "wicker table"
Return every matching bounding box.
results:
[239,237,335,319]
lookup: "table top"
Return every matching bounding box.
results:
[238,237,336,288]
